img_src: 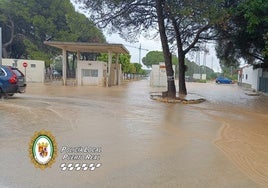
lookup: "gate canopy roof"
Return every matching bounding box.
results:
[44,41,129,54]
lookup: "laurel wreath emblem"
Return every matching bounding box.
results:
[29,130,57,170]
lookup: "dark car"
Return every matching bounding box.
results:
[0,65,26,97]
[215,77,233,84]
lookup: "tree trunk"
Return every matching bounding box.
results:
[166,52,176,98]
[170,16,187,95]
[2,47,8,58]
[178,54,187,95]
[2,19,15,58]
[155,0,176,98]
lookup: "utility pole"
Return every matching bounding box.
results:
[125,44,148,64]
[138,43,149,64]
[138,44,141,64]
[0,27,2,65]
[211,56,214,71]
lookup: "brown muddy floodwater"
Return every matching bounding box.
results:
[0,80,268,188]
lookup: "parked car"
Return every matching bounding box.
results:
[215,77,233,84]
[52,70,61,78]
[0,65,26,97]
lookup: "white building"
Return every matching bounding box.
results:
[44,41,129,87]
[150,62,175,87]
[76,61,122,86]
[2,58,45,82]
[77,61,107,86]
[238,64,268,92]
[193,73,207,80]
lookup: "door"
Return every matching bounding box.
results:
[259,77,268,93]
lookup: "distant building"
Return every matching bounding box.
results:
[150,62,175,87]
[193,73,206,80]
[2,58,45,83]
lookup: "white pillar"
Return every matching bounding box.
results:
[107,51,112,87]
[116,53,119,85]
[76,51,81,84]
[77,51,81,61]
[62,48,67,85]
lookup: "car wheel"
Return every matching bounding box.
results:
[0,88,3,98]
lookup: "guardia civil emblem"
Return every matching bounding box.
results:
[29,130,57,169]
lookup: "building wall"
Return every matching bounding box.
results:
[240,65,262,90]
[2,58,45,82]
[77,61,107,86]
[150,62,175,87]
[262,70,268,78]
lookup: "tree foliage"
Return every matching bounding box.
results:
[97,53,146,75]
[0,0,105,64]
[163,0,227,94]
[142,51,178,67]
[215,0,268,66]
[75,0,157,42]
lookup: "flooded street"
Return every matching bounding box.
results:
[0,80,268,187]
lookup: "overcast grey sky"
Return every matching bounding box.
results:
[106,33,222,72]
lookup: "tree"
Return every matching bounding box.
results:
[0,0,29,58]
[0,0,105,63]
[75,0,226,96]
[142,51,178,67]
[133,63,144,74]
[163,0,226,94]
[155,0,176,97]
[128,63,136,74]
[75,0,176,97]
[215,0,268,67]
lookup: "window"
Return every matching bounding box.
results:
[11,68,24,77]
[246,74,248,80]
[0,68,6,76]
[91,69,98,77]
[82,69,98,77]
[31,64,36,68]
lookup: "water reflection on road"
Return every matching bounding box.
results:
[0,80,267,187]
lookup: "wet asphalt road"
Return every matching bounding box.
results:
[0,80,267,188]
